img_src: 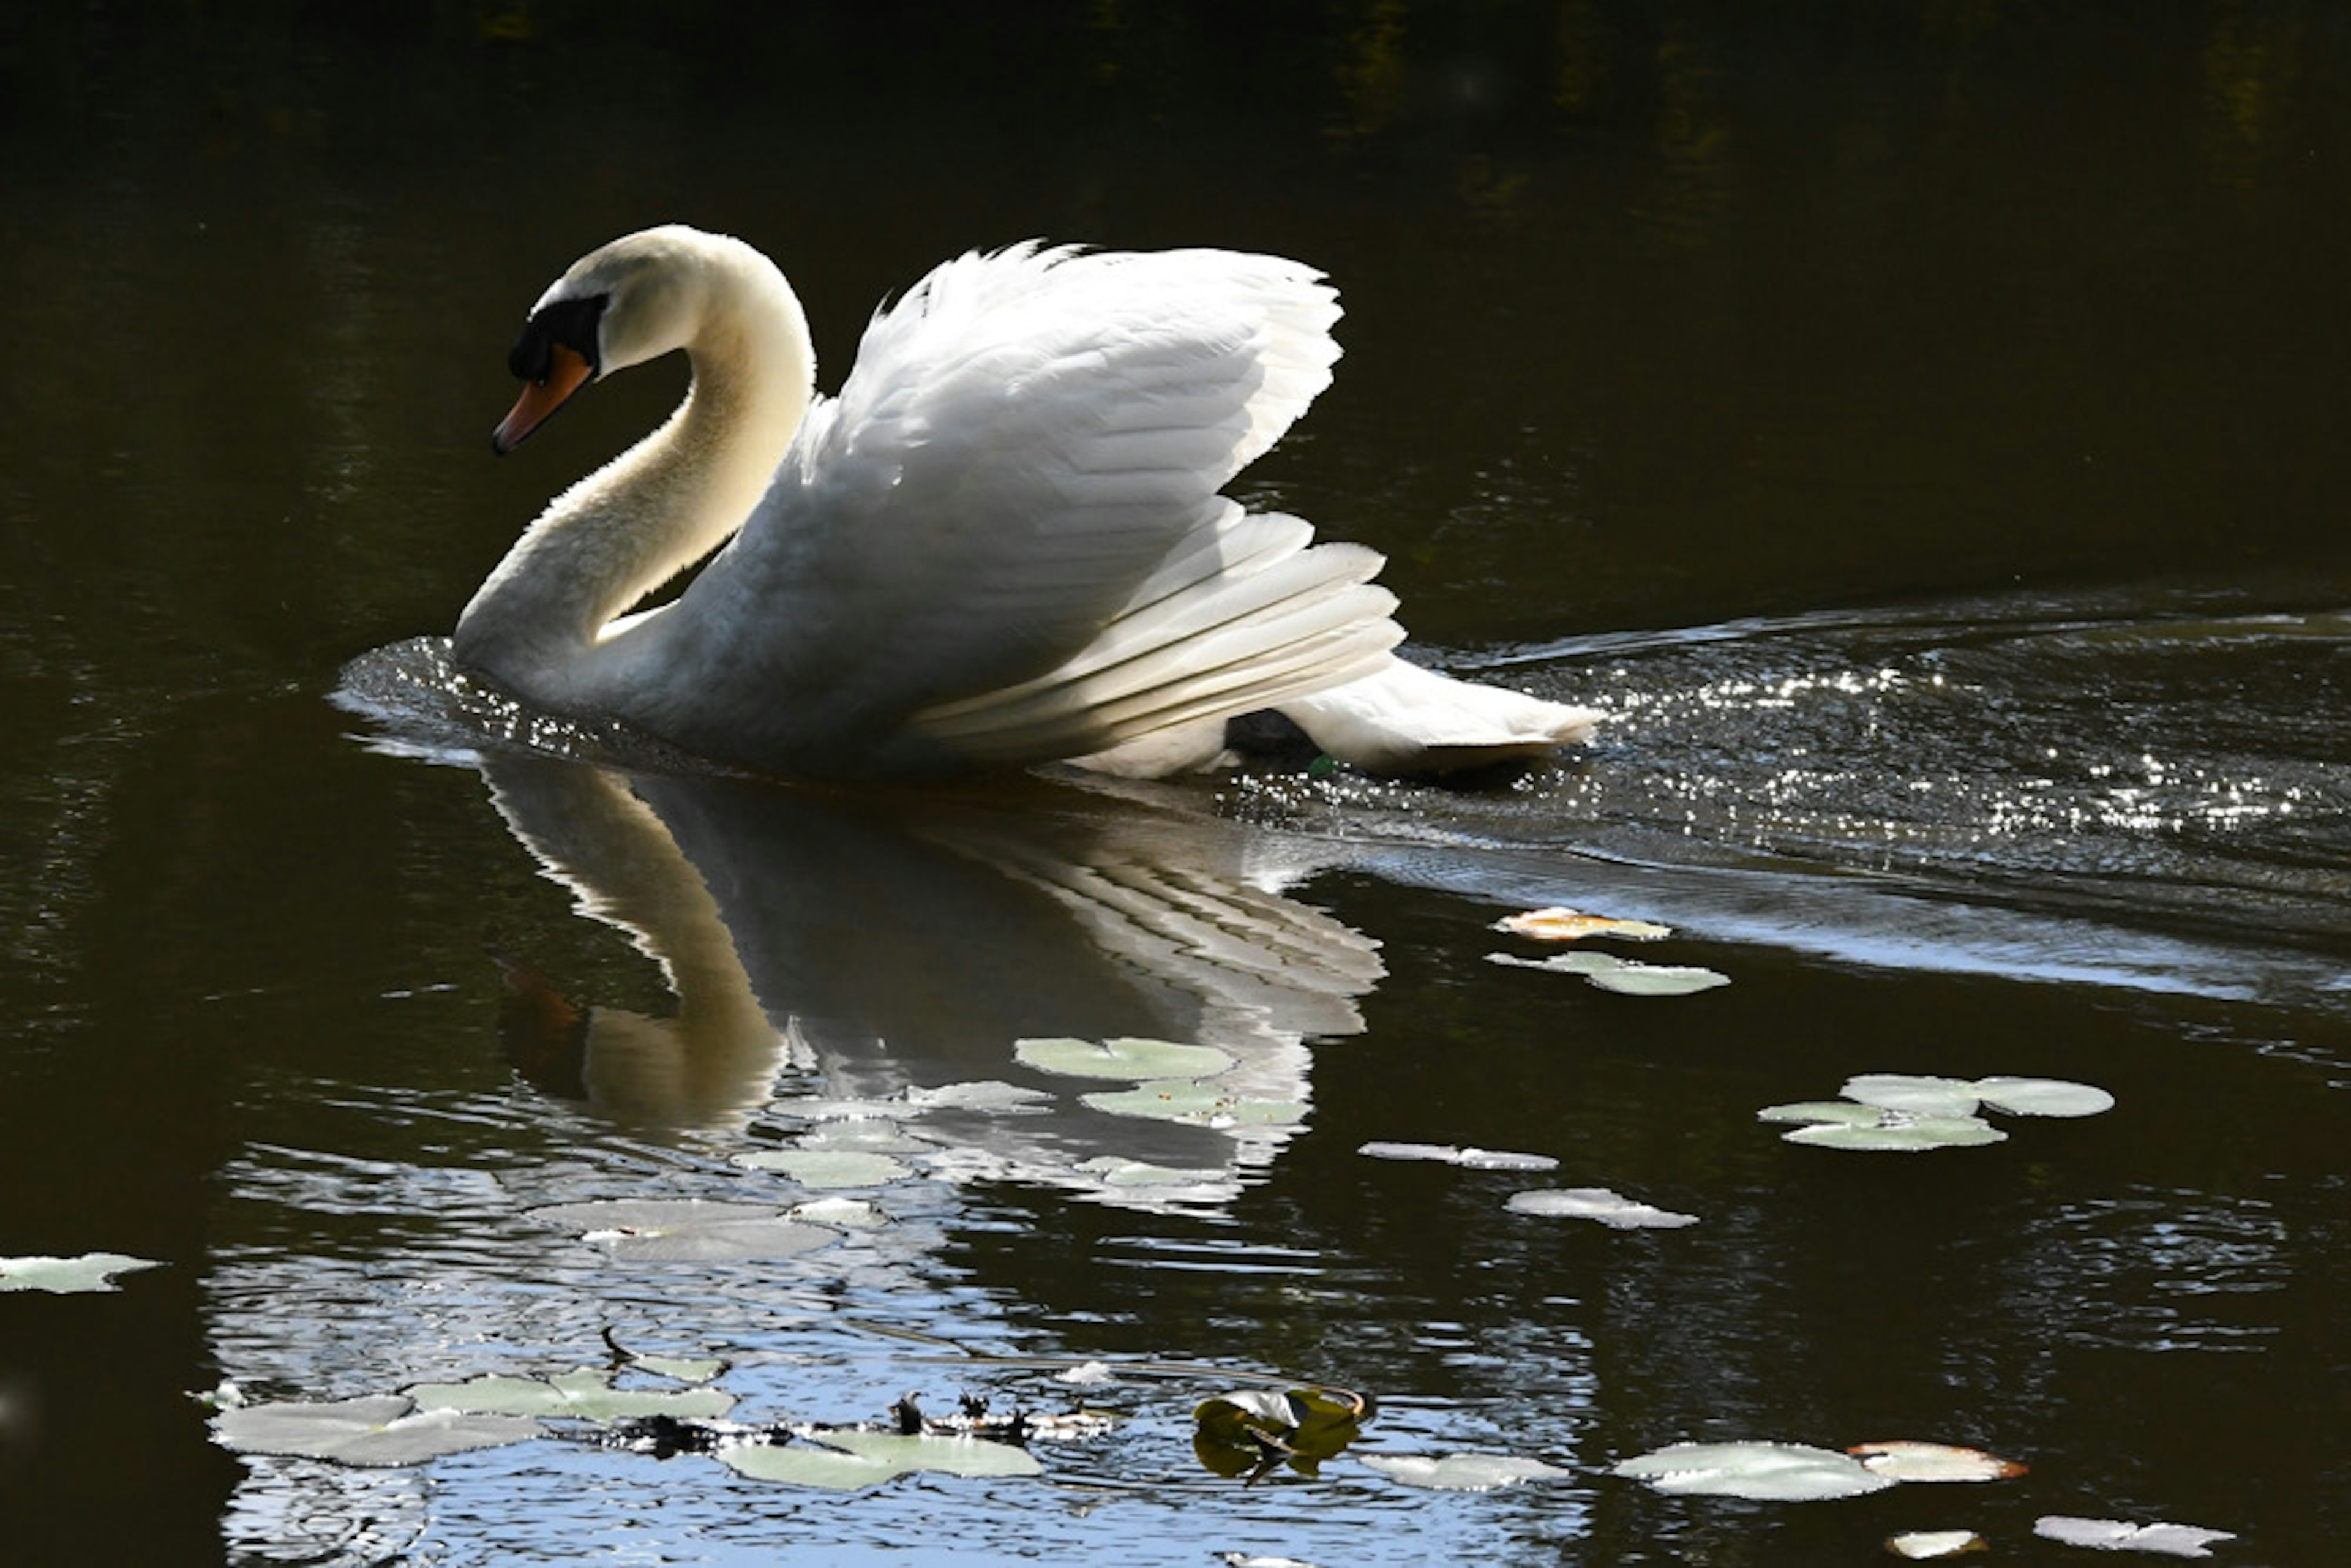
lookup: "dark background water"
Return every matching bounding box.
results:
[2,3,2347,1562]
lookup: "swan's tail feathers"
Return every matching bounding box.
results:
[1276,656,1604,775]
[907,511,1402,769]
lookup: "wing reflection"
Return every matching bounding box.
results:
[476,752,1382,1204]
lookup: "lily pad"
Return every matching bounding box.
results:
[1506,1188,1700,1229]
[0,1252,166,1294]
[625,1352,727,1384]
[1487,950,1729,996]
[1360,1451,1574,1490]
[1359,1142,1559,1171]
[734,1149,914,1188]
[716,1438,907,1490]
[902,1080,1055,1112]
[409,1368,734,1422]
[528,1199,838,1261]
[1756,1101,1891,1127]
[1782,1114,2008,1152]
[1848,1441,2028,1482]
[790,1196,890,1229]
[1889,1531,1988,1559]
[1013,1035,1235,1081]
[2033,1516,2238,1556]
[1494,907,1672,942]
[212,1394,545,1467]
[1080,1079,1307,1128]
[1842,1075,1985,1118]
[1076,1157,1229,1188]
[812,1428,1044,1478]
[1614,1440,1896,1501]
[1970,1076,2116,1117]
[1194,1387,1367,1478]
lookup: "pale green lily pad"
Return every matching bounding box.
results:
[790,1196,890,1229]
[1013,1035,1235,1081]
[1076,1157,1229,1188]
[212,1394,545,1467]
[1079,1079,1307,1127]
[1782,1114,2008,1152]
[1486,950,1730,996]
[0,1252,166,1294]
[795,1119,934,1154]
[529,1199,838,1261]
[716,1439,906,1490]
[2033,1515,2237,1556]
[1615,1439,1895,1501]
[1757,1101,1890,1127]
[814,1428,1044,1477]
[407,1368,734,1422]
[1359,1142,1559,1171]
[1361,1451,1574,1490]
[1843,1075,1985,1118]
[903,1080,1055,1112]
[1890,1530,1989,1559]
[1970,1076,2116,1117]
[1848,1440,2027,1482]
[1506,1187,1700,1229]
[735,1149,913,1188]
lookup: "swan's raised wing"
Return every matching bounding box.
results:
[636,245,1401,773]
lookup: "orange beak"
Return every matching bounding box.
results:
[492,342,594,454]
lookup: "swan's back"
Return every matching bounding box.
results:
[599,243,1402,775]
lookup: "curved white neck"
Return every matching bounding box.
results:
[453,244,814,696]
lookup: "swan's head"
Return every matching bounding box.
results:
[492,226,738,455]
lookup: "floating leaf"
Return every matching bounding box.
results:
[212,1394,544,1467]
[528,1200,838,1261]
[812,1428,1044,1479]
[1970,1076,2115,1118]
[1842,1075,1985,1118]
[1495,907,1672,942]
[1194,1387,1367,1479]
[2033,1516,2238,1556]
[1487,950,1625,976]
[902,1080,1054,1112]
[1849,1441,2028,1482]
[790,1196,890,1229]
[1079,1079,1306,1128]
[1076,1157,1229,1188]
[734,1149,913,1188]
[1614,1440,1895,1501]
[0,1252,166,1294]
[1889,1531,1989,1559]
[408,1368,733,1422]
[1506,1188,1700,1229]
[1782,1114,2008,1152]
[716,1438,906,1490]
[1359,1141,1559,1171]
[1584,961,1731,996]
[1361,1451,1574,1490]
[1757,1101,1889,1127]
[1013,1035,1234,1081]
[1216,1556,1323,1568]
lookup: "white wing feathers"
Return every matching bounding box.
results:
[648,244,1400,771]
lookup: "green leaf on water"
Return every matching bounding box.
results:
[1194,1386,1368,1479]
[1848,1440,2028,1482]
[0,1252,166,1294]
[624,1352,728,1384]
[1485,950,1730,996]
[1889,1530,1989,1559]
[789,1196,890,1229]
[1782,1114,2008,1152]
[716,1439,906,1490]
[407,1368,734,1422]
[1842,1075,1985,1118]
[2032,1515,2237,1557]
[902,1079,1055,1113]
[812,1428,1045,1477]
[1505,1188,1700,1229]
[733,1149,915,1188]
[1076,1156,1231,1188]
[1361,1451,1573,1490]
[1080,1079,1307,1128]
[1970,1076,2115,1117]
[1756,1101,1889,1127]
[212,1394,545,1467]
[1013,1035,1235,1081]
[528,1199,839,1261]
[1614,1439,1895,1501]
[1359,1141,1559,1171]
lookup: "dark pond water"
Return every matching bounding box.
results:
[4,4,2347,1562]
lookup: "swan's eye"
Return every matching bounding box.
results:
[508,293,608,384]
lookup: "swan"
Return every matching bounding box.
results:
[454,225,1599,779]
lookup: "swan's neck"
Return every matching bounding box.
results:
[454,248,814,696]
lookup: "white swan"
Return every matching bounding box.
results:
[455,225,1599,779]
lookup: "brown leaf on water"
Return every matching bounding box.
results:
[1494,907,1671,942]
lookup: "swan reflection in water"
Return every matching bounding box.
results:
[470,745,1382,1207]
